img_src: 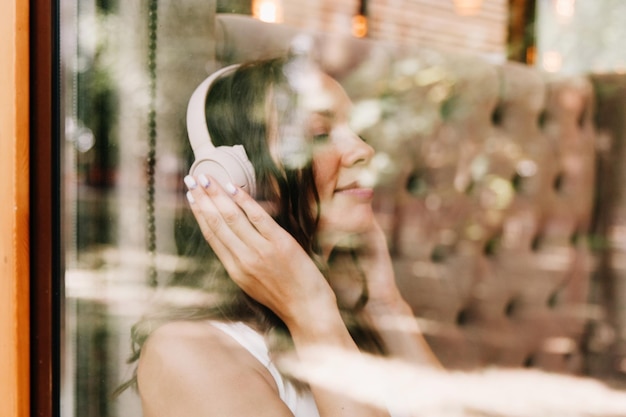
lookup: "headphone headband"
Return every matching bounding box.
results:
[186,64,241,154]
[186,63,257,198]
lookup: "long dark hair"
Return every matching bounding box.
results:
[205,57,320,252]
[117,57,382,394]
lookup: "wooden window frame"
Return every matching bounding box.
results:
[0,0,31,413]
[1,0,59,416]
[30,0,60,416]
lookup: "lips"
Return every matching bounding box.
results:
[334,182,374,199]
[335,181,359,192]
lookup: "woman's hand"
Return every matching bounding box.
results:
[355,220,442,367]
[354,220,405,312]
[184,174,336,329]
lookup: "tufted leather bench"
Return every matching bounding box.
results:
[210,14,598,375]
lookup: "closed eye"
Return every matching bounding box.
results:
[313,133,330,143]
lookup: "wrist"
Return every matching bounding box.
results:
[283,292,338,336]
[361,294,414,319]
[287,301,357,350]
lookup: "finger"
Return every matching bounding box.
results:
[185,175,250,262]
[196,175,271,249]
[185,188,239,270]
[225,182,283,240]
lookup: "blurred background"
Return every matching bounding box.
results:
[60,1,626,416]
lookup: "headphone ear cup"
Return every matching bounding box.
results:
[189,145,257,198]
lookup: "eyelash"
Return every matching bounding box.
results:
[312,133,367,143]
[313,132,330,142]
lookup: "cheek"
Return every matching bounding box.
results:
[312,149,341,198]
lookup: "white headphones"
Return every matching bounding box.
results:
[186,64,257,197]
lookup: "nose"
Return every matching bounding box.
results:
[339,127,375,167]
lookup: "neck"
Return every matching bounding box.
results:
[319,231,362,262]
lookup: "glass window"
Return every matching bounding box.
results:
[58,1,625,416]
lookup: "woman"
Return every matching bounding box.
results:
[134,56,440,417]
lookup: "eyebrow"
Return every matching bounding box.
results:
[314,109,332,116]
[312,110,335,120]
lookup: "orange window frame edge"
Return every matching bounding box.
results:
[1,0,57,416]
[0,0,31,416]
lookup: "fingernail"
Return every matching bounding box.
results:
[186,191,195,204]
[198,174,210,188]
[225,182,238,195]
[184,175,197,190]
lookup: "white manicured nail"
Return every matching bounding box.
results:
[198,174,210,188]
[225,182,238,195]
[184,175,197,190]
[186,191,195,204]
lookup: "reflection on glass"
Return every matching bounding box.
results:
[60,1,626,416]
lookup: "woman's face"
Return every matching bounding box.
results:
[302,71,376,243]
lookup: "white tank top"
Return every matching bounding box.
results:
[209,321,321,417]
[209,321,408,417]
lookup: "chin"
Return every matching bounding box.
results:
[318,211,375,244]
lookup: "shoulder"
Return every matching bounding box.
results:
[137,320,292,417]
[140,320,242,359]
